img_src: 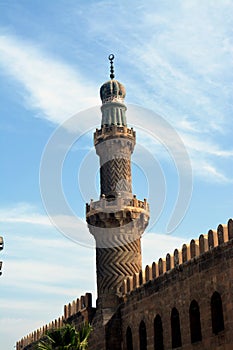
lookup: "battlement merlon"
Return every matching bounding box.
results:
[16,293,95,350]
[121,218,233,296]
[64,292,93,319]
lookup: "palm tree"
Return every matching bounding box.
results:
[37,323,92,350]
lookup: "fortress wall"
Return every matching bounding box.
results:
[16,316,65,350]
[17,219,233,350]
[64,292,93,319]
[122,219,233,295]
[16,293,94,350]
[64,293,96,331]
[120,219,233,350]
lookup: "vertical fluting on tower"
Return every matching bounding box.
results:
[86,55,150,310]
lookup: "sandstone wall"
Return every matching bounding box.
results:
[120,219,233,350]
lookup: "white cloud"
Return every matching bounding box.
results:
[76,1,233,185]
[180,133,233,158]
[0,202,94,244]
[135,123,232,184]
[0,204,52,226]
[4,259,90,288]
[198,163,231,183]
[0,34,99,124]
[0,19,232,184]
[142,232,187,267]
[0,202,96,348]
[0,317,45,350]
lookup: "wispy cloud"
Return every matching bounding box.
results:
[4,259,91,296]
[126,2,233,127]
[77,1,233,184]
[135,120,233,184]
[0,202,52,225]
[0,202,96,347]
[0,202,95,250]
[0,13,232,184]
[0,34,99,124]
[142,232,186,266]
[0,317,47,350]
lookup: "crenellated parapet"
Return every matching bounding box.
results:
[94,125,136,146]
[121,219,233,295]
[64,292,93,319]
[86,194,150,248]
[16,293,94,350]
[86,195,149,216]
[16,316,65,350]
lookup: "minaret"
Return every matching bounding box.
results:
[86,55,150,314]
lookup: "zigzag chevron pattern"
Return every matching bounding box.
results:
[96,238,141,294]
[100,158,132,195]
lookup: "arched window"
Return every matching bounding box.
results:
[126,326,133,350]
[154,314,164,350]
[211,292,224,334]
[139,320,147,350]
[189,300,202,343]
[171,308,182,348]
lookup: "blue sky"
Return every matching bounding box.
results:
[0,1,233,349]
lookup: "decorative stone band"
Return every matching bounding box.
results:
[16,293,93,350]
[121,219,233,295]
[96,238,142,298]
[100,158,132,196]
[95,138,135,164]
[94,127,136,198]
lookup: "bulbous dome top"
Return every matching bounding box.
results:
[100,79,126,104]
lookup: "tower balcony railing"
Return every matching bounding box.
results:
[86,195,149,215]
[94,125,135,143]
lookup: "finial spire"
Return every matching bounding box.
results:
[108,54,115,79]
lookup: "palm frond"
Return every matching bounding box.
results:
[36,323,92,350]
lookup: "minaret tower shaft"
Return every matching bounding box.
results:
[86,55,150,311]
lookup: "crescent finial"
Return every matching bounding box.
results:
[108,54,115,79]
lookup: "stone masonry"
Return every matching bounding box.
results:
[17,220,233,350]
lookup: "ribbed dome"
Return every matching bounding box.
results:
[100,79,126,104]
